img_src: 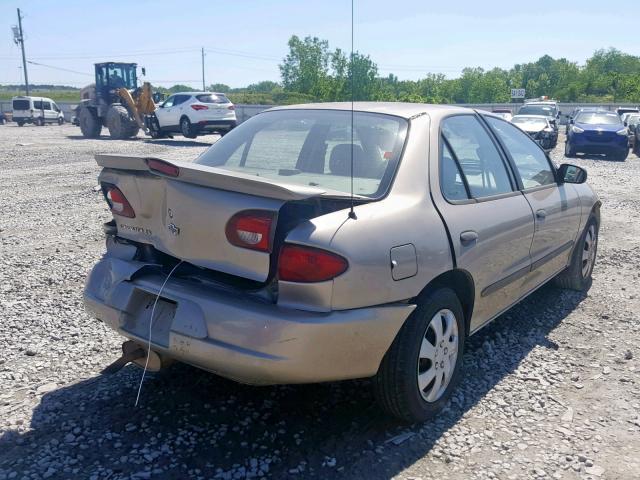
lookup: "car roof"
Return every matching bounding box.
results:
[171,91,229,96]
[513,114,548,119]
[12,96,54,102]
[267,102,474,119]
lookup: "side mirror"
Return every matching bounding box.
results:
[624,121,628,126]
[158,103,165,108]
[558,164,587,184]
[569,119,574,124]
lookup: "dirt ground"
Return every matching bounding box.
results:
[0,123,638,480]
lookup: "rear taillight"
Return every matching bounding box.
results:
[278,244,348,283]
[147,158,179,177]
[104,185,135,218]
[225,210,275,252]
[191,104,208,111]
[227,105,235,110]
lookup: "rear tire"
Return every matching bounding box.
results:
[17,121,24,127]
[564,140,576,158]
[374,288,466,423]
[78,107,102,138]
[180,116,197,139]
[107,105,139,139]
[554,216,598,291]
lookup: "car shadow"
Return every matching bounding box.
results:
[65,135,142,142]
[142,139,215,147]
[571,152,629,162]
[0,284,587,479]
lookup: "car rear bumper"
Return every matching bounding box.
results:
[84,256,414,385]
[195,119,236,131]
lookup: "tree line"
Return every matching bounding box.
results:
[180,36,640,105]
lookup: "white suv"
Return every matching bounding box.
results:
[12,96,65,126]
[150,92,237,139]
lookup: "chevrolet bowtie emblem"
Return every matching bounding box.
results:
[167,223,180,236]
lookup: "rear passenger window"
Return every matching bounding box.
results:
[484,117,556,188]
[441,116,514,199]
[440,143,468,201]
[34,100,43,110]
[42,102,51,110]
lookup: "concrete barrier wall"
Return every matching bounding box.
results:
[2,101,637,125]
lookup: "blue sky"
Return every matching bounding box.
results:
[1,0,639,88]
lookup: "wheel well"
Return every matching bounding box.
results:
[414,270,475,335]
[180,115,190,123]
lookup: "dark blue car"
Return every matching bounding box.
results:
[565,111,629,161]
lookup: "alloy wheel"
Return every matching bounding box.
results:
[581,224,597,278]
[417,309,459,402]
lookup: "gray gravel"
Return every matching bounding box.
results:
[1,124,639,480]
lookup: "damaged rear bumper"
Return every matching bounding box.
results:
[84,256,414,385]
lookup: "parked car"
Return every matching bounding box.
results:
[511,114,558,149]
[85,103,600,423]
[623,113,640,148]
[633,123,640,155]
[565,111,629,160]
[11,96,64,126]
[148,92,237,139]
[518,102,560,132]
[491,108,513,122]
[615,107,639,118]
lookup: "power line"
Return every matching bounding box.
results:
[26,60,93,76]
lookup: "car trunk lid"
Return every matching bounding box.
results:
[96,154,327,282]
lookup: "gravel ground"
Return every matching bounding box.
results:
[0,124,638,480]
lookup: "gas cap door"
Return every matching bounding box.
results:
[390,244,418,280]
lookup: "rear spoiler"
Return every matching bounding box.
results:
[95,154,326,201]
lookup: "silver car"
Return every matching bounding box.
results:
[85,103,600,423]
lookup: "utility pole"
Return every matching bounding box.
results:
[201,47,206,91]
[14,9,30,96]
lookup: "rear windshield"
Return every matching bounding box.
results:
[575,113,622,125]
[518,105,557,117]
[196,94,230,104]
[196,109,408,198]
[12,99,30,110]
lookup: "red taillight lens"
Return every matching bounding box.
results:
[191,104,208,111]
[227,105,235,110]
[104,185,135,218]
[147,158,179,177]
[278,244,348,283]
[225,210,275,252]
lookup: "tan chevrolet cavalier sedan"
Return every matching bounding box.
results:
[85,103,600,422]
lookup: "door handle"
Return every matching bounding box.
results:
[536,209,547,219]
[460,230,478,244]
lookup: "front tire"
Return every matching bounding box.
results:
[58,117,64,125]
[374,288,465,423]
[613,148,628,161]
[554,216,598,291]
[17,121,24,127]
[107,105,139,139]
[565,140,576,158]
[180,116,197,139]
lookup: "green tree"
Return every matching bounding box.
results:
[279,35,330,98]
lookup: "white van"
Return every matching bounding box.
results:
[11,96,65,126]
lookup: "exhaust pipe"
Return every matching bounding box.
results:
[101,340,170,375]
